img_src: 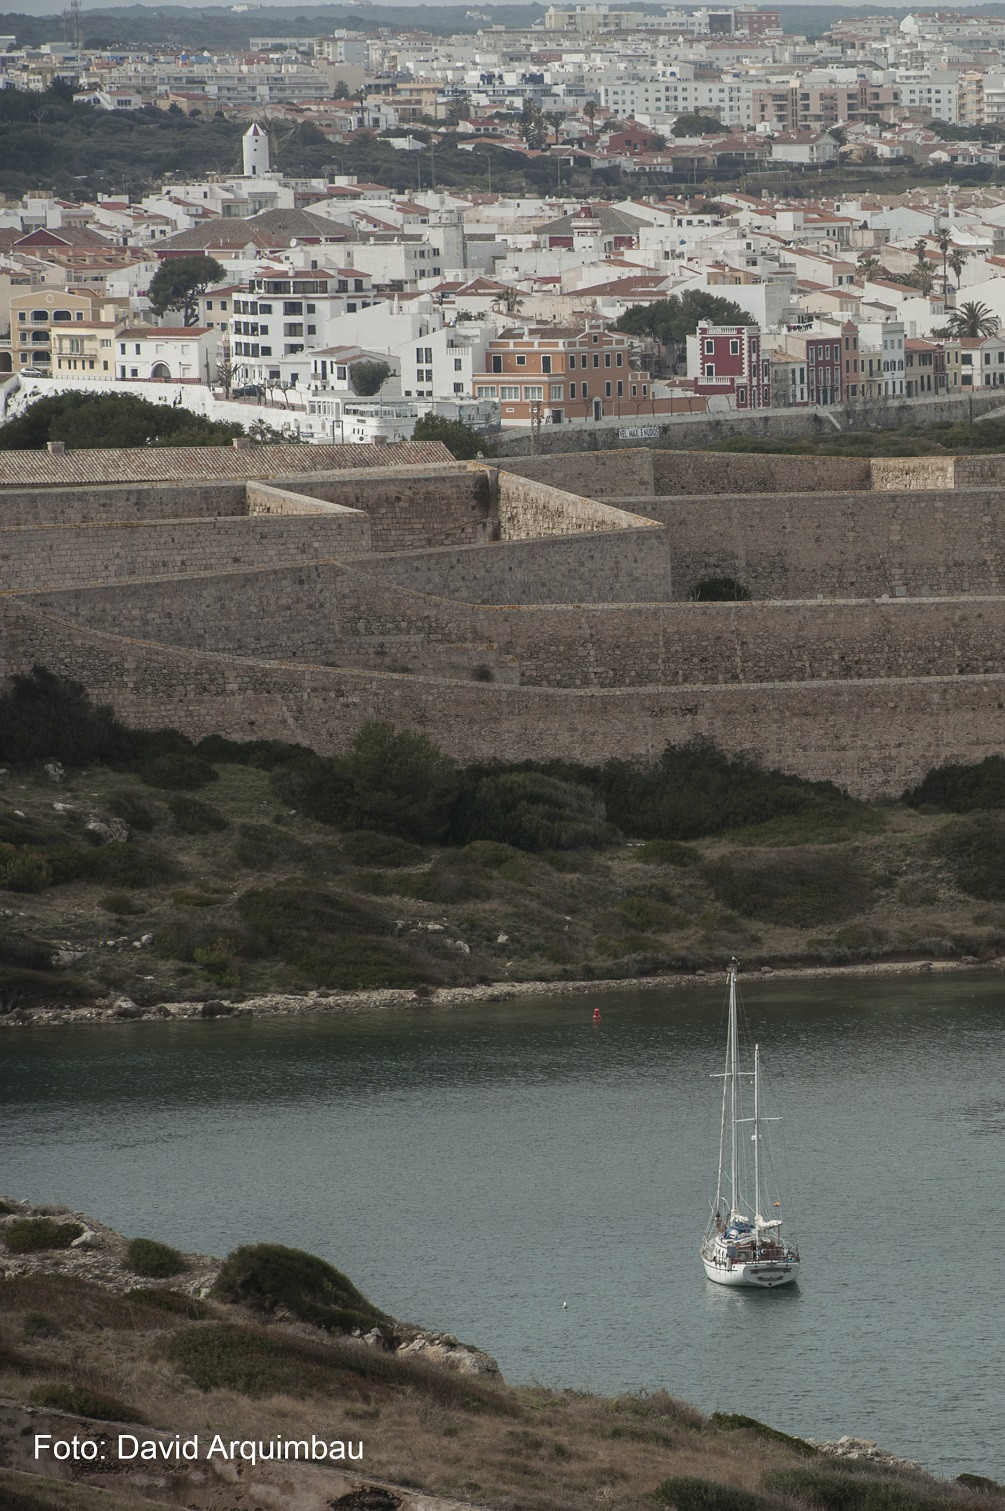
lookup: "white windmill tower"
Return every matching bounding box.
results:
[242,122,270,178]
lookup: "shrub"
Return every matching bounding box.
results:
[193,939,243,987]
[286,724,461,843]
[905,755,1005,811]
[710,1413,817,1455]
[689,576,751,602]
[411,412,492,459]
[704,850,874,927]
[125,1237,188,1278]
[931,814,1005,900]
[340,830,427,868]
[4,1219,84,1254]
[29,1383,144,1424]
[636,840,701,867]
[168,795,229,834]
[48,841,178,889]
[125,1288,210,1319]
[100,892,144,916]
[212,1243,388,1333]
[0,850,52,892]
[0,666,135,769]
[106,788,160,832]
[762,1467,945,1511]
[466,771,615,851]
[232,822,310,870]
[619,895,671,931]
[0,933,52,972]
[652,1477,771,1511]
[141,753,218,791]
[0,967,94,1011]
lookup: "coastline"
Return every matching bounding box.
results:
[3,951,1001,1029]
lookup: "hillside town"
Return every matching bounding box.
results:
[6,3,1005,441]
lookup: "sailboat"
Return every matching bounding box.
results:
[700,960,800,1289]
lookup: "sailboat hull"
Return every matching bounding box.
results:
[701,1254,798,1289]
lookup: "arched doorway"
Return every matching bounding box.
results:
[150,362,171,381]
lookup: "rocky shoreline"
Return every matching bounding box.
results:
[2,952,1000,1030]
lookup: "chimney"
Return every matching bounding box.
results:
[232,437,251,450]
[47,440,66,454]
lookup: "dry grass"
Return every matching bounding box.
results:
[0,1265,992,1511]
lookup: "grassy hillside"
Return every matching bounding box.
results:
[4,735,1005,1016]
[0,1200,999,1511]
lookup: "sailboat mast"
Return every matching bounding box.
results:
[753,1042,761,1230]
[729,960,739,1217]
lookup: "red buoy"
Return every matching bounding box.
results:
[593,1007,602,1021]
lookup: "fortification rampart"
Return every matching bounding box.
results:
[7,438,1005,799]
[5,596,1005,796]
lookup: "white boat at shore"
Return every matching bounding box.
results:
[700,960,800,1290]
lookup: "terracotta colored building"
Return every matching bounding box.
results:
[473,321,656,426]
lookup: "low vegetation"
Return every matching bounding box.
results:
[125,1237,188,1279]
[4,1219,84,1254]
[0,1225,993,1511]
[708,413,1005,458]
[4,668,1005,1013]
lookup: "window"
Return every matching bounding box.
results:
[730,339,739,354]
[258,304,272,315]
[454,358,463,371]
[453,382,464,393]
[500,385,519,399]
[516,354,526,366]
[604,352,611,367]
[569,354,577,368]
[704,364,714,377]
[705,339,714,354]
[550,384,563,400]
[592,354,599,367]
[542,355,551,373]
[524,385,543,400]
[605,381,611,396]
[491,355,502,373]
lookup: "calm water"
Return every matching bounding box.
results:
[2,972,1003,1481]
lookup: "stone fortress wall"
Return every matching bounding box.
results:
[5,441,1005,798]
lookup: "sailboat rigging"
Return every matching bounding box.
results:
[700,960,800,1289]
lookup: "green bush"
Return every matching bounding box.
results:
[232,822,310,870]
[762,1467,945,1511]
[0,850,52,892]
[0,666,137,769]
[29,1383,144,1424]
[100,892,144,916]
[0,967,94,1010]
[276,724,460,843]
[704,850,874,927]
[141,753,218,791]
[106,788,160,832]
[212,1243,388,1333]
[48,841,178,889]
[125,1236,188,1278]
[930,815,1005,900]
[636,840,701,867]
[193,939,243,987]
[709,1413,817,1456]
[652,1477,771,1511]
[467,770,615,851]
[125,1288,210,1319]
[4,1219,84,1254]
[905,755,1005,811]
[0,934,54,971]
[168,794,229,834]
[619,896,671,932]
[340,830,427,868]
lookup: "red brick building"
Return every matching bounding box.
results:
[687,322,771,408]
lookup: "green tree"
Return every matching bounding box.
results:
[947,247,968,285]
[349,359,391,396]
[935,226,952,293]
[671,111,723,137]
[334,723,461,842]
[411,413,493,459]
[615,292,755,374]
[520,97,547,149]
[468,770,614,850]
[147,255,227,326]
[445,92,472,126]
[946,300,998,337]
[0,391,247,450]
[584,99,598,132]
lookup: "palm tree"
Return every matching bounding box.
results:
[946,300,999,338]
[935,227,952,294]
[947,247,968,286]
[492,286,524,317]
[858,255,880,280]
[584,99,598,132]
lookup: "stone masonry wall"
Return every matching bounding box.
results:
[28,570,1005,692]
[495,469,656,540]
[7,596,1005,797]
[0,481,248,527]
[287,464,492,551]
[496,449,654,497]
[620,487,1005,600]
[2,513,371,594]
[651,450,872,496]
